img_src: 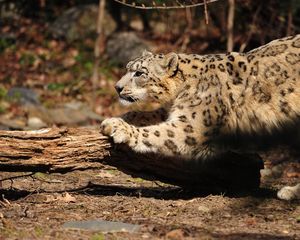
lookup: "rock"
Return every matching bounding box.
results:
[62,220,140,233]
[49,4,116,42]
[0,124,9,130]
[26,105,53,126]
[25,101,103,127]
[48,108,87,125]
[271,165,284,178]
[64,101,103,122]
[27,117,47,130]
[260,168,273,179]
[106,32,152,66]
[48,101,103,126]
[7,87,40,106]
[0,117,27,130]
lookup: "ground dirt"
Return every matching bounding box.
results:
[0,152,299,240]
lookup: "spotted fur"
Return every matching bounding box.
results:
[101,35,300,200]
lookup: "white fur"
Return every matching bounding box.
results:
[277,183,300,201]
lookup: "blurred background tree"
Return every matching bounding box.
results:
[0,0,299,129]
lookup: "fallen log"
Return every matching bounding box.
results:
[0,127,263,191]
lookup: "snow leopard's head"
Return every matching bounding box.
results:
[115,50,180,105]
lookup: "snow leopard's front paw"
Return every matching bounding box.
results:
[277,183,300,201]
[100,117,131,144]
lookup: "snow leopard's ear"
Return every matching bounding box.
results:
[142,50,153,57]
[164,52,178,73]
[126,60,134,69]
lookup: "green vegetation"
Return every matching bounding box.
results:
[34,226,45,237]
[0,86,7,99]
[90,233,105,240]
[33,172,49,181]
[0,38,15,53]
[19,52,37,67]
[0,86,8,113]
[47,82,66,91]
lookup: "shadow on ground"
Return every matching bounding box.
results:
[1,183,277,201]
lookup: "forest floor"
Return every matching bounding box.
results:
[0,156,299,240]
[0,16,299,240]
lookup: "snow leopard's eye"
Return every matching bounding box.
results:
[134,71,144,77]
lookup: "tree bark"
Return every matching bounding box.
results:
[91,0,106,102]
[0,127,263,191]
[0,127,110,172]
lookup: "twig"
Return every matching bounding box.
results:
[113,0,219,9]
[204,0,209,24]
[0,194,10,207]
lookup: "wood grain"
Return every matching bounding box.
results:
[0,127,263,191]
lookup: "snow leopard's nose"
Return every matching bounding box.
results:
[115,85,123,95]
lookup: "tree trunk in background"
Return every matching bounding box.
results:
[0,127,263,192]
[227,0,235,52]
[287,2,293,36]
[92,0,106,101]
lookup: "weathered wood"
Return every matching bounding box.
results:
[0,127,263,191]
[0,127,110,172]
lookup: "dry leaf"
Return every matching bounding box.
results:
[44,193,76,203]
[62,57,76,68]
[165,229,185,240]
[60,193,76,203]
[286,172,300,178]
